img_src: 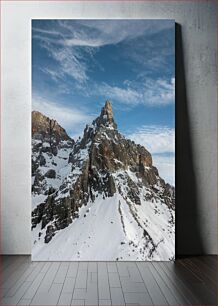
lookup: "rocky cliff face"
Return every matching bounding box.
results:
[32,111,74,199]
[32,102,175,261]
[32,111,71,142]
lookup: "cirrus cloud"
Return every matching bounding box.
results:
[127,125,175,154]
[152,155,175,186]
[127,125,175,185]
[95,77,175,107]
[33,20,174,89]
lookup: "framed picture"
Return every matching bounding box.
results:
[31,19,175,261]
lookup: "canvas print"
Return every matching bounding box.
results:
[32,20,175,261]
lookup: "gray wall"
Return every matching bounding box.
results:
[1,1,217,255]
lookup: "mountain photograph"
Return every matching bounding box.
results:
[32,19,175,261]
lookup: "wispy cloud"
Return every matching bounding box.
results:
[32,95,94,139]
[127,125,175,184]
[43,43,89,83]
[97,83,141,106]
[32,20,175,184]
[63,20,174,47]
[152,155,175,186]
[95,77,174,107]
[64,38,105,48]
[33,20,174,50]
[40,67,64,82]
[33,20,174,87]
[123,29,174,73]
[143,77,175,106]
[127,125,175,154]
[32,27,62,37]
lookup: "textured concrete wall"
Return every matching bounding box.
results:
[1,1,217,255]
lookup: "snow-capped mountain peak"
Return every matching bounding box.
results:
[32,101,175,261]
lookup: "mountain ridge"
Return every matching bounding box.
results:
[32,110,72,142]
[32,101,175,261]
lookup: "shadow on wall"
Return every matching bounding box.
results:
[175,23,205,257]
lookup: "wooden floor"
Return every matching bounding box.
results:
[0,256,217,305]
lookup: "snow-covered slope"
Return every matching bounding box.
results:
[32,180,174,261]
[32,140,73,209]
[32,102,175,261]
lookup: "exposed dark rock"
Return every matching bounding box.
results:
[32,101,175,246]
[45,169,56,179]
[32,111,74,185]
[32,111,72,143]
[39,155,46,166]
[44,225,55,243]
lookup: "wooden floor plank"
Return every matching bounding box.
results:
[57,292,72,305]
[187,257,217,286]
[0,256,14,272]
[67,262,79,278]
[17,298,32,305]
[2,258,35,292]
[54,262,69,284]
[145,262,180,305]
[1,257,29,288]
[2,281,32,305]
[23,262,51,300]
[107,262,117,273]
[108,271,121,288]
[71,299,85,305]
[36,262,60,293]
[176,260,217,304]
[62,277,76,293]
[154,261,192,304]
[169,259,216,305]
[124,291,153,305]
[75,263,88,289]
[127,266,143,283]
[31,283,63,305]
[2,256,26,277]
[98,262,111,300]
[116,262,129,277]
[136,262,168,305]
[162,262,200,304]
[4,261,44,298]
[0,256,217,306]
[85,282,98,305]
[110,287,125,305]
[99,299,112,305]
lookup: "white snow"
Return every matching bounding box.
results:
[114,159,123,165]
[32,139,175,261]
[32,141,73,209]
[32,183,175,261]
[32,194,47,210]
[126,168,139,184]
[106,124,114,130]
[32,194,126,260]
[42,142,50,148]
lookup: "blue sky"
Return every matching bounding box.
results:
[32,19,175,185]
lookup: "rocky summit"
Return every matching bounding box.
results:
[32,111,74,195]
[32,102,175,261]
